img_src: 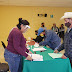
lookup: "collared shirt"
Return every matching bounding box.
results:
[57,28,72,63]
[67,28,71,33]
[39,30,61,50]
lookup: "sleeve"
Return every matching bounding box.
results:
[57,43,64,52]
[39,33,51,46]
[13,32,28,57]
[26,48,29,53]
[35,36,43,43]
[33,39,36,42]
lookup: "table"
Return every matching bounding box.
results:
[22,46,72,72]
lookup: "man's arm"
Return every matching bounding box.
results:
[57,43,64,52]
[39,32,51,46]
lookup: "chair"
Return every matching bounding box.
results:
[0,63,9,72]
[0,41,9,72]
[1,41,6,49]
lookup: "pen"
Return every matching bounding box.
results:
[31,54,32,57]
[31,54,33,61]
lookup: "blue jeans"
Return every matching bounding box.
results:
[4,49,23,72]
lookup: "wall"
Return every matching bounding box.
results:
[0,6,72,47]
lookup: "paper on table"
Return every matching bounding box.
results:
[32,48,46,51]
[34,43,39,47]
[25,54,43,61]
[26,45,30,49]
[26,41,30,43]
[48,53,63,59]
[27,47,30,49]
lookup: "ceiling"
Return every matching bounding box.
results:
[0,0,72,7]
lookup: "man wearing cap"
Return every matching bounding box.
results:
[54,12,72,67]
[38,28,61,50]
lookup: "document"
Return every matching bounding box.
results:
[34,43,39,47]
[25,54,43,61]
[48,53,63,59]
[27,47,30,49]
[32,48,46,51]
[26,44,30,49]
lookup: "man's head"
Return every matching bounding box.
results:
[60,12,72,28]
[35,30,38,35]
[40,30,45,37]
[37,28,45,36]
[61,24,64,27]
[53,23,56,27]
[41,23,45,27]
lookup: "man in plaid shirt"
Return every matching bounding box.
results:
[54,12,72,67]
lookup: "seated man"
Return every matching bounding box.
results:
[51,23,59,35]
[31,30,44,43]
[38,28,61,50]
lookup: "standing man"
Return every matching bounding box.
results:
[54,12,72,67]
[51,23,59,35]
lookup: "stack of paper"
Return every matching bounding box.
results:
[26,54,43,61]
[48,53,63,59]
[26,44,30,49]
[27,47,30,49]
[26,41,30,43]
[34,43,39,47]
[32,48,46,51]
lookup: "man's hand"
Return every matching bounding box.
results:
[54,49,59,53]
[61,55,67,59]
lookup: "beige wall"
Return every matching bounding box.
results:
[0,6,72,47]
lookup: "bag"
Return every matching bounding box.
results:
[0,63,9,72]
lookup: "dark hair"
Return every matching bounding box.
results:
[61,24,64,25]
[43,30,45,32]
[35,30,38,33]
[41,23,44,25]
[17,18,30,30]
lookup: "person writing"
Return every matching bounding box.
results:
[4,18,32,72]
[28,28,61,50]
[38,28,61,50]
